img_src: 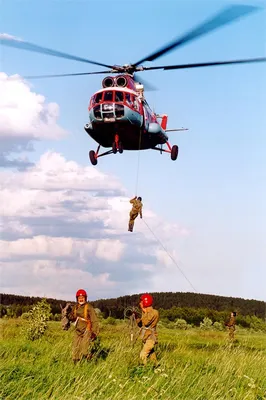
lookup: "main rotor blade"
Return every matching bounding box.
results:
[139,57,266,71]
[133,4,261,66]
[0,33,115,69]
[18,70,114,80]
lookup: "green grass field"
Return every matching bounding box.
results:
[1,318,265,400]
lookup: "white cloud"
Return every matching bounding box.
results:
[0,72,67,168]
[0,151,123,192]
[0,236,124,262]
[0,260,116,301]
[0,149,190,298]
[0,219,33,238]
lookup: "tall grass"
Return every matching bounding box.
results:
[1,318,265,400]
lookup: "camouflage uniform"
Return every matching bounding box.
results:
[136,307,159,365]
[128,197,143,232]
[68,302,99,362]
[226,314,236,340]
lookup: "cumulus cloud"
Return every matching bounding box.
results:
[0,72,67,168]
[0,260,116,301]
[0,149,189,299]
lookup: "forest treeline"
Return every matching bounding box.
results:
[92,292,265,320]
[1,291,265,328]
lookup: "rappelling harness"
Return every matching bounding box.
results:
[73,303,92,331]
[139,326,157,342]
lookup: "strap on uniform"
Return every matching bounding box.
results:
[140,326,156,341]
[74,303,92,331]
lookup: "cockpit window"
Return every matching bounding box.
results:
[115,91,124,102]
[95,93,102,103]
[104,91,113,101]
[125,93,132,105]
[132,95,139,110]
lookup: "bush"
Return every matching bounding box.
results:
[213,321,224,331]
[21,312,30,320]
[174,319,188,330]
[53,313,61,321]
[105,316,117,325]
[166,321,176,329]
[22,299,51,341]
[249,316,266,332]
[200,317,213,330]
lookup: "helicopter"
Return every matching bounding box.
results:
[1,4,265,166]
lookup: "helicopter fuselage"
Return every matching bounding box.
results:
[84,85,168,150]
[84,74,179,165]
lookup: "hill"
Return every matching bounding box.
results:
[1,291,265,323]
[92,291,265,319]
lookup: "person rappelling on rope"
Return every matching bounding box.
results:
[128,196,143,232]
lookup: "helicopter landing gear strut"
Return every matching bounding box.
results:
[89,135,123,166]
[151,141,179,161]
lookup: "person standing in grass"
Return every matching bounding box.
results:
[136,293,159,366]
[226,311,237,340]
[63,289,99,363]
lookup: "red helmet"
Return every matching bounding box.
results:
[76,289,87,300]
[140,293,153,307]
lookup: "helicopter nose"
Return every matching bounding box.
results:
[102,103,113,111]
[93,103,124,120]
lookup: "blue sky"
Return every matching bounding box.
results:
[1,0,265,302]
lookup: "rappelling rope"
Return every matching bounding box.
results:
[133,116,196,291]
[134,129,142,196]
[141,218,197,293]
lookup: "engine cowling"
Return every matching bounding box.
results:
[102,76,114,88]
[116,75,128,87]
[102,74,136,90]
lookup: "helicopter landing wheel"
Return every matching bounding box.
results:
[89,150,98,166]
[171,145,178,161]
[112,142,117,154]
[118,141,123,154]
